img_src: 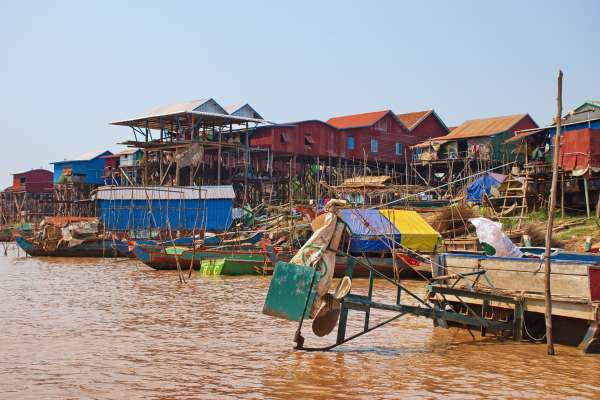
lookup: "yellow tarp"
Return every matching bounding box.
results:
[380,209,440,252]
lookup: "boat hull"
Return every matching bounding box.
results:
[134,243,430,278]
[199,256,271,276]
[134,244,278,271]
[16,236,130,258]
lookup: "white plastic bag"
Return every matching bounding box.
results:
[469,217,523,258]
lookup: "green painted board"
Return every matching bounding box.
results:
[262,261,321,321]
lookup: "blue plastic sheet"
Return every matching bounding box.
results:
[467,174,500,204]
[338,209,400,253]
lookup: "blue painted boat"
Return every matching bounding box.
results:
[138,231,263,248]
[520,247,600,263]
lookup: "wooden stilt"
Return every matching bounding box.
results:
[583,177,591,218]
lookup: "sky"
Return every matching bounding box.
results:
[0,0,598,187]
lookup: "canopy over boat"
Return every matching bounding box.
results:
[338,209,400,253]
[380,209,440,252]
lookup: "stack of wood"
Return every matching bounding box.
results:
[321,175,426,197]
[426,203,479,238]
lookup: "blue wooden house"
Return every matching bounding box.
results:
[95,185,235,233]
[52,150,113,185]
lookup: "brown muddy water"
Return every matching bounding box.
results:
[1,246,599,399]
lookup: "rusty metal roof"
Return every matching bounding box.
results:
[503,128,547,144]
[411,137,450,149]
[326,110,391,129]
[443,114,531,140]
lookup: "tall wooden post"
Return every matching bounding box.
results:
[561,172,565,218]
[244,123,249,204]
[315,155,320,207]
[544,69,563,356]
[288,157,294,251]
[217,126,224,185]
[583,177,591,218]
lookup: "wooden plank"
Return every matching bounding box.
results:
[436,294,595,320]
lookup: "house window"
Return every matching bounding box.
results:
[19,176,26,184]
[280,132,289,144]
[304,135,315,150]
[371,138,378,153]
[395,143,403,155]
[348,136,355,150]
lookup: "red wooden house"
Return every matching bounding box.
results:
[251,120,340,158]
[326,110,416,163]
[11,169,53,193]
[396,109,449,142]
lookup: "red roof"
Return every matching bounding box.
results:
[326,110,390,129]
[396,110,431,130]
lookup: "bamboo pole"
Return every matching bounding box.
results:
[244,123,249,204]
[561,172,565,218]
[544,69,563,356]
[288,157,294,251]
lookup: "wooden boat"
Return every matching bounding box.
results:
[142,231,263,248]
[133,242,429,278]
[133,243,284,271]
[519,247,600,263]
[431,252,600,352]
[199,256,272,276]
[15,236,130,257]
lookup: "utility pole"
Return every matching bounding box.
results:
[544,70,563,356]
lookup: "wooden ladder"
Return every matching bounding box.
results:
[498,173,529,229]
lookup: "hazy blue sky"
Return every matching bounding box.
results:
[0,1,598,187]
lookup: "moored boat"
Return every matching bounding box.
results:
[430,252,600,352]
[199,256,272,276]
[133,242,427,277]
[16,235,130,257]
[133,243,284,271]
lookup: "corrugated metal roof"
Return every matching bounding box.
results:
[145,98,227,118]
[396,110,431,130]
[52,150,113,164]
[12,168,52,176]
[111,98,270,129]
[443,114,530,140]
[78,150,112,160]
[503,128,546,144]
[411,137,450,149]
[326,110,390,129]
[117,148,141,155]
[225,103,264,120]
[95,185,235,200]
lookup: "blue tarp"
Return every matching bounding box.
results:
[338,209,400,253]
[467,174,501,204]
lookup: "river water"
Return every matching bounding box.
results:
[1,246,599,399]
